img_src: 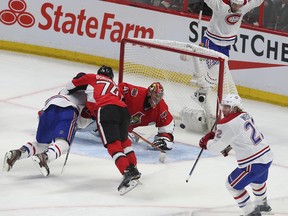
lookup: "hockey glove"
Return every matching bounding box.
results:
[81,106,93,119]
[221,145,232,157]
[199,131,215,149]
[153,133,174,150]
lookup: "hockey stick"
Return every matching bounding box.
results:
[61,145,71,174]
[198,0,204,24]
[185,119,217,183]
[131,131,167,163]
[131,131,166,153]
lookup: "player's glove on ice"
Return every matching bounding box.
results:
[153,133,173,150]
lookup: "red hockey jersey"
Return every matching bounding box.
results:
[119,82,173,132]
[67,74,126,115]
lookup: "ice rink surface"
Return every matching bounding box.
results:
[0,50,288,216]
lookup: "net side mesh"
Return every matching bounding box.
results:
[119,38,238,131]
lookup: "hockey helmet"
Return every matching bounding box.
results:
[97,65,114,79]
[221,94,243,110]
[230,0,247,5]
[147,82,164,107]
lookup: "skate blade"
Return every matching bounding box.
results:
[3,152,11,172]
[31,156,50,177]
[239,213,274,216]
[119,179,140,196]
[262,212,274,215]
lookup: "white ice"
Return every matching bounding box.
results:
[0,50,288,216]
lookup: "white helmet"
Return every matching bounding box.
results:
[221,94,243,110]
[230,0,247,5]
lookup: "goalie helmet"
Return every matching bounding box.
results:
[97,65,114,79]
[147,82,164,107]
[230,0,247,5]
[221,94,243,110]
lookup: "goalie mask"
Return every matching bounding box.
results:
[147,82,164,107]
[221,94,243,111]
[97,65,114,79]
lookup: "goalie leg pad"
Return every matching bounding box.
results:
[180,107,208,132]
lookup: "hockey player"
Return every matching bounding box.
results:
[118,82,175,151]
[3,85,89,176]
[66,65,141,195]
[199,94,273,216]
[202,0,264,57]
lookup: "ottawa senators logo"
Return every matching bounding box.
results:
[131,112,144,125]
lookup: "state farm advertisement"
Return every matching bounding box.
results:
[0,0,287,96]
[0,0,159,58]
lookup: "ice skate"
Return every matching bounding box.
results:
[3,150,22,172]
[244,207,262,216]
[257,198,272,214]
[118,165,141,195]
[129,165,141,180]
[31,153,50,176]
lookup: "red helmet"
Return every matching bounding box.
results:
[147,82,164,107]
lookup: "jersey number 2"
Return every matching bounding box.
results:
[244,121,263,145]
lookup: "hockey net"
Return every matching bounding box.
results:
[118,38,238,132]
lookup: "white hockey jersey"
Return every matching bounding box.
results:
[204,0,264,46]
[41,89,92,129]
[42,89,86,112]
[207,112,273,168]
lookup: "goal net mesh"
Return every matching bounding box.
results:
[119,38,238,132]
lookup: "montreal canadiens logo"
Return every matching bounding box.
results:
[226,14,241,25]
[0,0,35,27]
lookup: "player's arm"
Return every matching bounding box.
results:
[66,72,89,94]
[246,0,264,11]
[153,120,175,150]
[204,0,222,10]
[199,123,234,154]
[153,105,175,150]
[118,82,130,101]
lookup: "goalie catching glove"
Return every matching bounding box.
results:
[153,133,174,150]
[199,131,215,149]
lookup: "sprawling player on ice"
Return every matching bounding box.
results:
[202,0,264,57]
[198,94,273,216]
[119,82,175,151]
[3,87,90,176]
[66,65,141,195]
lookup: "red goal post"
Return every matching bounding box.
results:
[118,38,238,132]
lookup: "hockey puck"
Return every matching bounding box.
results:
[180,123,186,129]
